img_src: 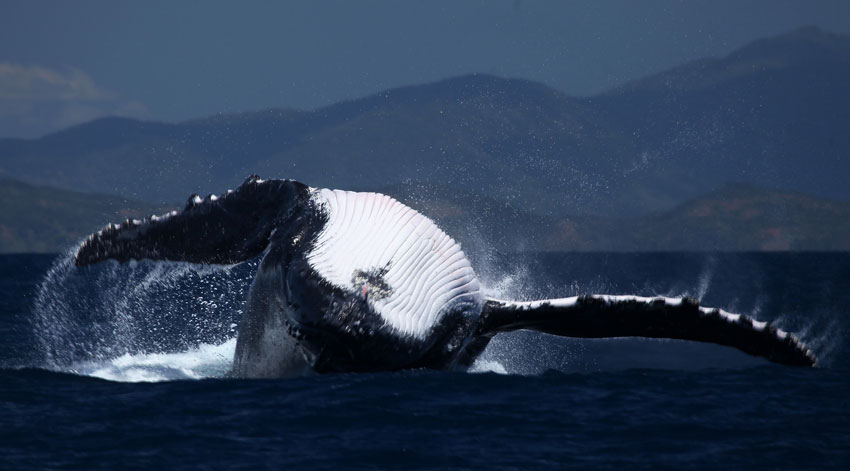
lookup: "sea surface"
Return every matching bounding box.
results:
[1,252,848,470]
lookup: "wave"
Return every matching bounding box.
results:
[66,338,237,383]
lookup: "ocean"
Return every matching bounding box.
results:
[1,252,848,470]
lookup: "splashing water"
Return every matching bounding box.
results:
[28,249,836,381]
[695,255,716,301]
[30,248,257,382]
[72,339,238,383]
[472,252,591,375]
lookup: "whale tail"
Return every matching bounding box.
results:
[74,176,308,266]
[478,295,816,367]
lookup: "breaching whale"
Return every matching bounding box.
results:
[74,176,816,376]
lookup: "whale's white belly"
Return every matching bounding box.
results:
[306,189,482,337]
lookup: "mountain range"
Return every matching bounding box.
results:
[0,178,162,253]
[0,26,848,253]
[2,176,849,254]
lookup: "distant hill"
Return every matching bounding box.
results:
[594,26,850,214]
[625,183,850,251]
[0,78,614,216]
[388,181,850,253]
[0,27,848,220]
[551,184,850,252]
[0,178,163,253]
[1,177,847,254]
[372,181,561,254]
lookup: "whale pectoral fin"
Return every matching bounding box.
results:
[74,176,308,266]
[479,295,816,367]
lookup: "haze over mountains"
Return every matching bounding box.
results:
[0,27,848,253]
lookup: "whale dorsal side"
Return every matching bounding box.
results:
[308,189,481,337]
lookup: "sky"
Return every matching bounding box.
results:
[1,0,849,138]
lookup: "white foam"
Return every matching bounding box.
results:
[469,358,508,374]
[307,189,482,338]
[70,338,237,383]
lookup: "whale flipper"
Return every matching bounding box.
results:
[478,295,816,366]
[74,176,309,266]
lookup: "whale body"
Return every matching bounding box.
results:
[74,176,816,376]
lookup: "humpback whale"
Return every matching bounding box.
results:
[74,176,816,376]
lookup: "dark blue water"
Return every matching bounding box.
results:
[1,252,849,470]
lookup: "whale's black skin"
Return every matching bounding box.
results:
[76,176,487,376]
[230,196,479,376]
[74,176,817,376]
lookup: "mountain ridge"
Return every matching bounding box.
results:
[0,177,164,253]
[1,27,848,221]
[2,176,847,254]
